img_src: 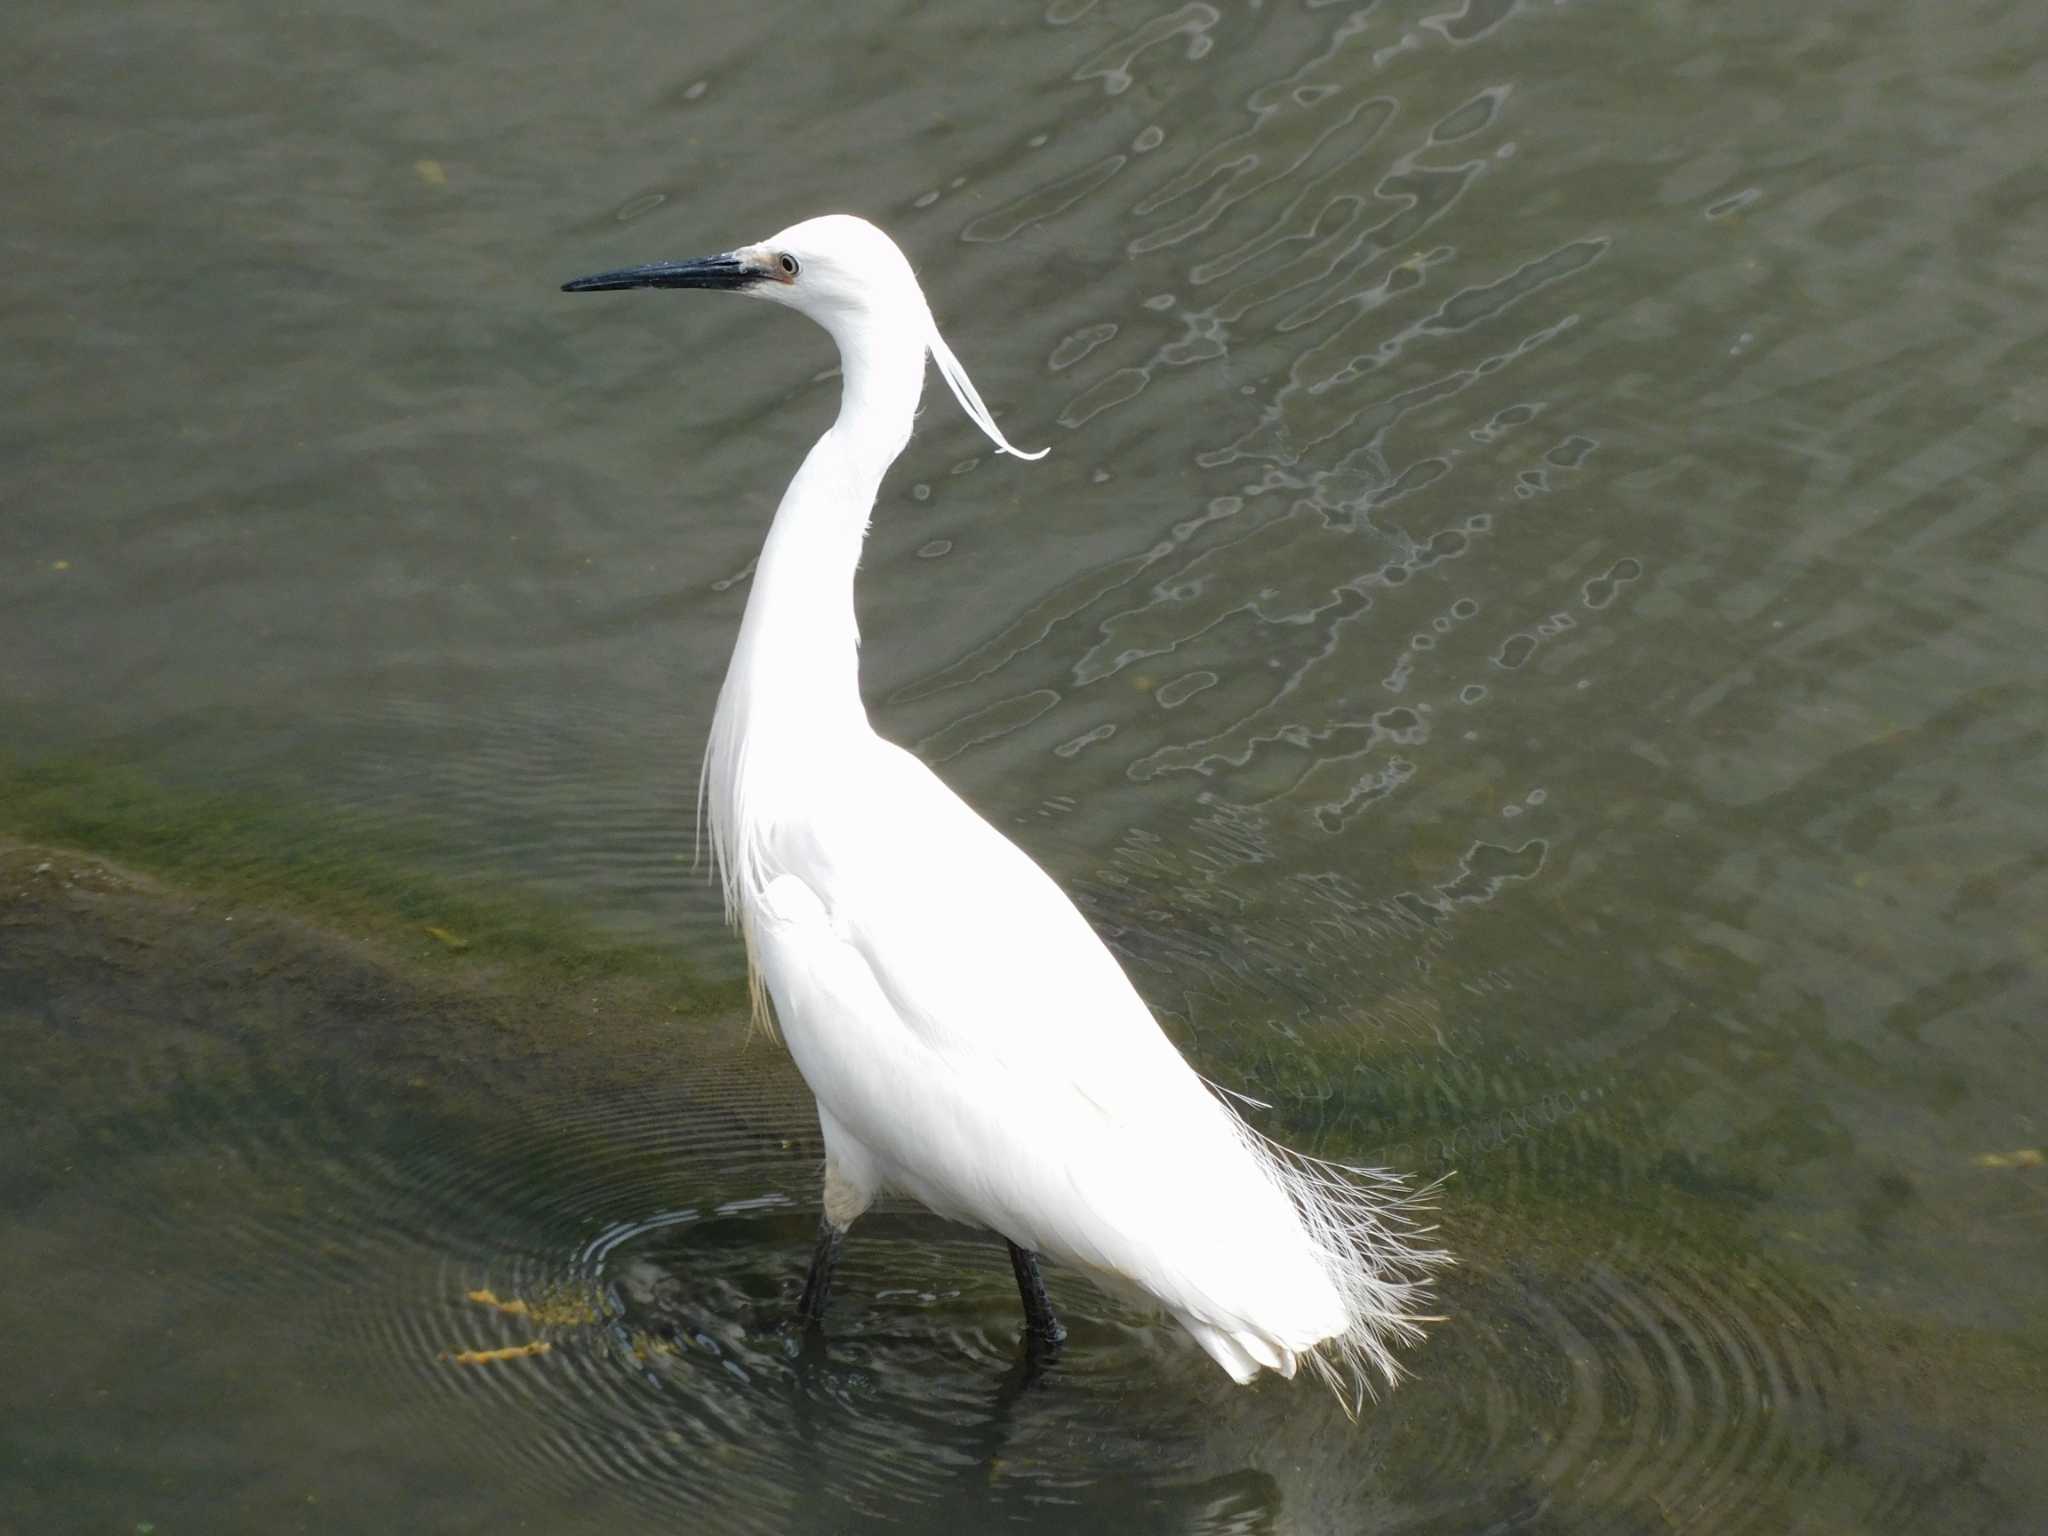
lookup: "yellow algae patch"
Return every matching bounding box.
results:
[442,1341,551,1366]
[627,1330,680,1365]
[465,1284,600,1327]
[414,159,448,187]
[1973,1148,2044,1169]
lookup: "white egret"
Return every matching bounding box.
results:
[562,215,1444,1406]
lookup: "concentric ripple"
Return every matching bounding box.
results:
[119,1060,1978,1531]
[1371,1232,1969,1535]
[354,1098,1267,1531]
[51,1030,1268,1531]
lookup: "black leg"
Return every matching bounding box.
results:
[1007,1240,1066,1354]
[797,1218,844,1330]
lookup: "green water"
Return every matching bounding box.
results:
[4,0,2044,1530]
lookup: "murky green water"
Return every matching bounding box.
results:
[5,0,2044,1530]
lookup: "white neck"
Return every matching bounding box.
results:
[701,304,929,918]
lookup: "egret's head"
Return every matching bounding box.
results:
[564,215,912,321]
[749,214,926,326]
[562,213,1045,459]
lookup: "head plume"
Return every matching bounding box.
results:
[926,315,1047,460]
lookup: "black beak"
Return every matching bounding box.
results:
[560,253,760,294]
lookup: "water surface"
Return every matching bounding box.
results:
[4,0,2044,1530]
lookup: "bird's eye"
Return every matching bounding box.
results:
[779,253,800,278]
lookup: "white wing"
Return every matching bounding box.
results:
[750,742,1351,1378]
[783,741,1270,1143]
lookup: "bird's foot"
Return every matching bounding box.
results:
[1007,1241,1066,1360]
[796,1217,845,1331]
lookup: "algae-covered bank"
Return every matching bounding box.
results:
[3,766,2041,1533]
